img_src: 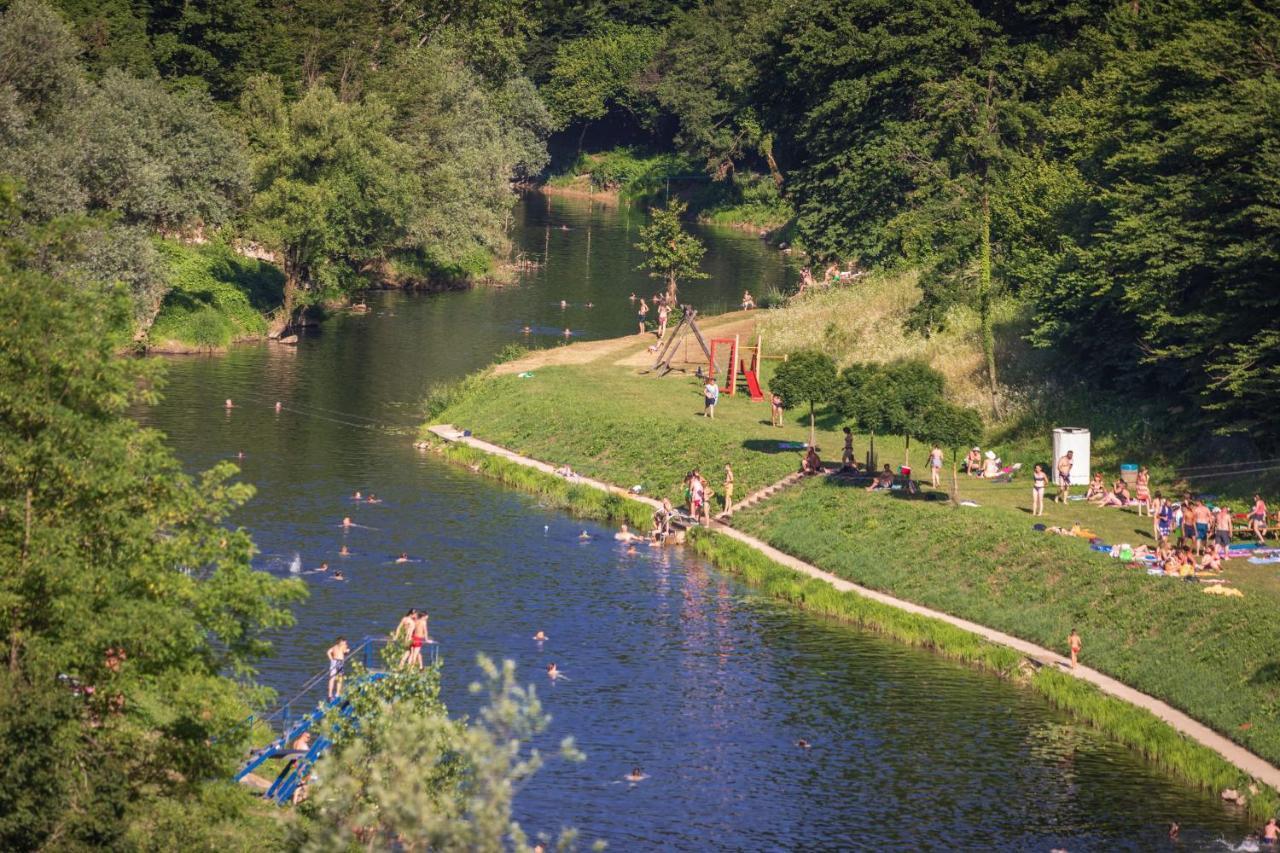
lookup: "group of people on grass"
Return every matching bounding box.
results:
[632,291,673,339]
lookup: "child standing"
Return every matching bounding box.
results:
[1068,629,1082,670]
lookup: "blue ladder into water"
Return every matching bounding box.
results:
[235,636,439,805]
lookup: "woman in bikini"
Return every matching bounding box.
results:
[1084,473,1107,502]
[1031,464,1048,517]
[636,299,649,335]
[1134,467,1151,516]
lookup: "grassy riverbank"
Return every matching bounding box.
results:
[686,527,1280,817]
[146,240,285,351]
[425,300,1280,804]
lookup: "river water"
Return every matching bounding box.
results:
[139,194,1252,850]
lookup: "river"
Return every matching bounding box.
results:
[139,193,1253,850]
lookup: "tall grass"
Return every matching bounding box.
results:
[687,526,1280,817]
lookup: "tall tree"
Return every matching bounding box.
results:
[634,198,706,304]
[240,78,418,328]
[0,184,304,848]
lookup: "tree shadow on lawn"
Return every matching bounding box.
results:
[1249,662,1280,686]
[819,473,949,502]
[743,438,809,454]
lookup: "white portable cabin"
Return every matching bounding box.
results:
[1052,428,1091,485]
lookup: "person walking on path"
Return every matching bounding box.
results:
[703,378,719,419]
[723,464,735,513]
[1055,450,1074,502]
[1068,629,1082,670]
[1032,464,1048,517]
[326,637,349,699]
[928,444,944,488]
[637,299,649,335]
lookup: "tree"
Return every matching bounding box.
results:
[241,78,418,328]
[917,401,983,502]
[542,23,662,151]
[301,656,588,852]
[834,360,947,466]
[634,199,707,305]
[769,350,837,447]
[0,185,305,847]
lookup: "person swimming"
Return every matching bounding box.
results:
[624,767,647,783]
[236,450,245,459]
[563,328,572,337]
[533,631,547,641]
[315,562,329,573]
[352,491,363,501]
[628,292,636,301]
[578,530,591,540]
[586,301,593,308]
[366,494,382,504]
[224,398,234,409]
[342,516,354,528]
[274,401,282,412]
[522,325,531,334]
[546,663,567,681]
[395,552,410,564]
[339,544,350,557]
[795,739,812,749]
[332,570,345,581]
[560,300,568,308]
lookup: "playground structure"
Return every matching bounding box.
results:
[234,636,440,805]
[647,308,782,401]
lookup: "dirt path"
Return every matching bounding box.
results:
[496,311,761,375]
[426,424,1280,791]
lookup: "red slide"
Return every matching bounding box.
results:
[742,364,764,401]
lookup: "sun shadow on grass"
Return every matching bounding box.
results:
[1249,662,1280,686]
[743,439,808,455]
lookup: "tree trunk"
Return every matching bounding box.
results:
[577,123,588,158]
[761,135,784,190]
[904,434,911,468]
[979,189,1000,418]
[951,456,960,505]
[808,404,816,449]
[666,274,678,306]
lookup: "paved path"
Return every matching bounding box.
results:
[427,425,1280,790]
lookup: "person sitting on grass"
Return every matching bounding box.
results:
[1095,480,1131,508]
[1083,473,1107,502]
[801,446,823,476]
[866,464,895,493]
[964,447,982,476]
[981,451,1001,478]
[1199,549,1223,574]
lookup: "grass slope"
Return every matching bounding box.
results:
[148,240,284,351]
[730,478,1280,766]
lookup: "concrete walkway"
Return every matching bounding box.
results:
[427,424,1280,790]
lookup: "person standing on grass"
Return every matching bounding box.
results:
[1032,464,1048,516]
[1192,500,1213,556]
[1214,503,1232,552]
[1055,450,1074,502]
[723,464,735,513]
[842,427,856,472]
[1134,466,1151,516]
[928,444,944,488]
[327,637,349,699]
[656,302,669,339]
[703,378,719,419]
[771,392,784,427]
[1251,494,1270,544]
[1068,629,1082,670]
[637,298,649,335]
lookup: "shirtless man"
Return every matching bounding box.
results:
[1191,501,1214,556]
[408,611,430,669]
[326,637,349,699]
[395,552,410,564]
[1214,503,1233,553]
[396,609,418,667]
[614,524,639,543]
[1055,450,1074,502]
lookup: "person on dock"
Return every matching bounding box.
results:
[928,444,943,487]
[1055,450,1074,502]
[396,609,418,667]
[771,392,784,427]
[327,637,349,699]
[1068,629,1082,669]
[637,299,649,335]
[409,611,430,668]
[703,378,719,418]
[1032,464,1048,517]
[723,464,735,513]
